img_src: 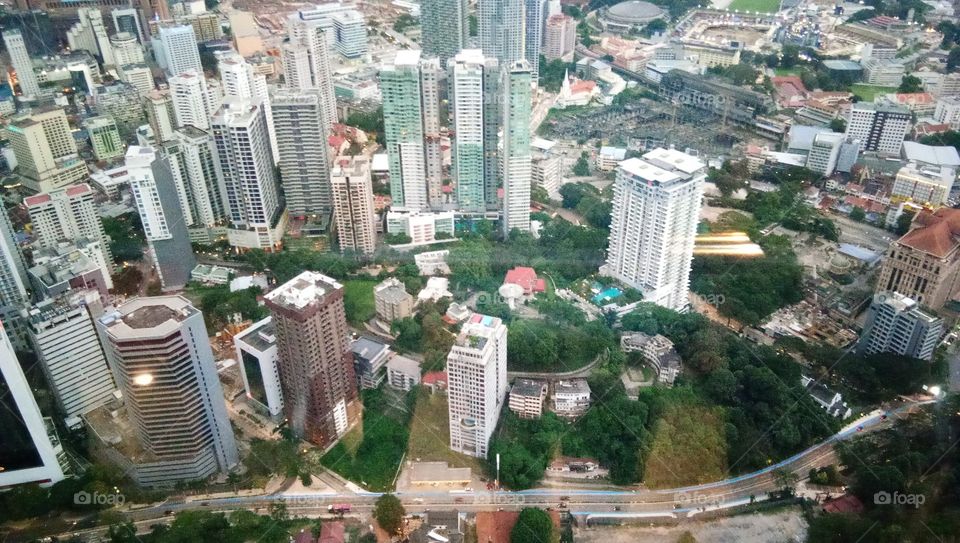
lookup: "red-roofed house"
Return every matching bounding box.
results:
[772,76,808,108]
[422,371,447,393]
[504,266,546,295]
[885,92,935,115]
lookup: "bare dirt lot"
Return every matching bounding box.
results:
[573,509,807,543]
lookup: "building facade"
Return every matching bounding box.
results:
[331,156,376,255]
[420,0,468,65]
[264,271,360,448]
[601,148,706,312]
[858,291,943,361]
[96,296,239,487]
[271,90,333,216]
[24,183,112,267]
[234,317,284,418]
[447,314,508,458]
[845,103,911,154]
[876,208,960,311]
[501,61,533,235]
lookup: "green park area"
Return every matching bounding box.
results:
[728,0,782,13]
[851,83,896,102]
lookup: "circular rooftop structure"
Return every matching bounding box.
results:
[601,1,665,29]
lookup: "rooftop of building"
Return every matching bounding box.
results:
[851,102,910,115]
[897,207,960,258]
[902,141,960,168]
[620,148,704,184]
[554,378,591,395]
[351,336,389,362]
[511,379,547,398]
[24,182,93,206]
[387,353,420,376]
[455,313,503,350]
[265,271,343,311]
[235,317,276,351]
[374,277,412,303]
[29,240,103,288]
[99,295,198,340]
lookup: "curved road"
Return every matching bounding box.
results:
[58,403,927,541]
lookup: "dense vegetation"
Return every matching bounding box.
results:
[321,388,417,490]
[491,303,839,489]
[559,182,611,229]
[511,508,557,543]
[193,285,267,331]
[447,218,608,292]
[806,398,960,542]
[691,234,805,325]
[392,299,455,371]
[106,508,317,543]
[102,214,144,262]
[507,318,613,372]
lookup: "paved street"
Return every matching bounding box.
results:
[57,405,921,541]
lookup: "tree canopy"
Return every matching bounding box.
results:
[510,508,557,543]
[373,494,406,535]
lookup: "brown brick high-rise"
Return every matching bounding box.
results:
[264,271,360,448]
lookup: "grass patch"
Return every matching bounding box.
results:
[407,392,486,473]
[643,403,727,489]
[773,67,802,76]
[851,84,896,102]
[321,387,415,490]
[728,0,781,13]
[343,279,377,326]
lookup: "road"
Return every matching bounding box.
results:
[57,404,924,541]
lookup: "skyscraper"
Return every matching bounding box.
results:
[97,296,239,486]
[381,51,443,210]
[218,52,277,161]
[449,50,501,213]
[447,314,508,458]
[479,0,526,65]
[271,90,333,216]
[24,183,113,267]
[524,0,545,80]
[264,271,360,448]
[0,320,66,487]
[420,0,468,66]
[174,126,228,229]
[845,102,911,154]
[112,8,145,43]
[211,98,285,251]
[111,32,144,67]
[330,156,376,255]
[26,290,115,419]
[84,116,125,161]
[126,146,197,290]
[601,148,706,312]
[144,89,176,143]
[858,291,943,361]
[169,71,222,131]
[6,106,89,193]
[157,24,202,77]
[501,61,533,235]
[0,207,28,349]
[284,17,337,127]
[3,28,41,97]
[67,8,115,67]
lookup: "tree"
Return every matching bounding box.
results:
[359,534,377,543]
[373,494,405,535]
[510,508,557,543]
[269,501,288,522]
[949,46,960,71]
[677,533,698,543]
[895,210,915,235]
[849,206,866,222]
[772,468,800,493]
[572,154,590,176]
[898,74,923,93]
[829,118,847,133]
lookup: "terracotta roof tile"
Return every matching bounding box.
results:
[898,208,960,257]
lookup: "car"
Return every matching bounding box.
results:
[560,495,570,501]
[200,502,209,507]
[164,510,174,516]
[558,502,567,509]
[454,498,464,504]
[614,506,621,511]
